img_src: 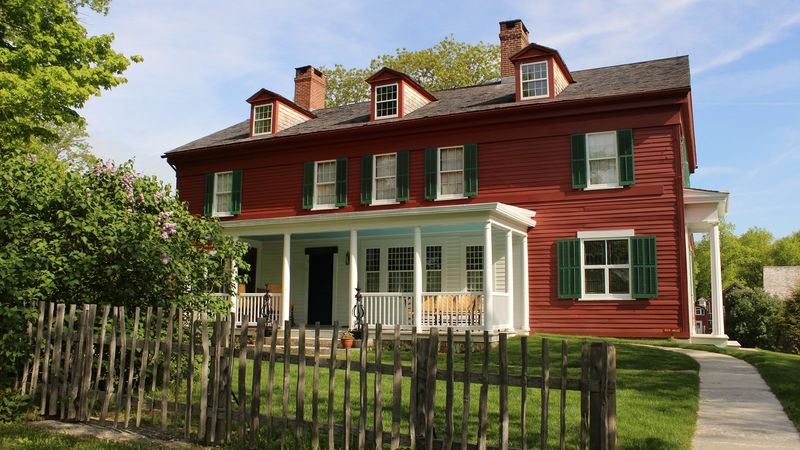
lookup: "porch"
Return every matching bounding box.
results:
[219,202,536,333]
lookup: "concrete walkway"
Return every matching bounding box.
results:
[663,347,800,450]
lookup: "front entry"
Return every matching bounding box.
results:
[306,247,336,325]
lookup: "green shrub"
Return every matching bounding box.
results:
[778,287,800,354]
[724,286,783,349]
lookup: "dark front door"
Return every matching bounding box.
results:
[306,248,336,325]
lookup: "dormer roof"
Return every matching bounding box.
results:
[510,43,574,83]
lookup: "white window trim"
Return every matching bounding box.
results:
[212,171,234,217]
[252,103,273,136]
[520,60,549,100]
[312,159,337,210]
[578,233,634,301]
[585,131,621,190]
[436,146,467,201]
[371,152,399,206]
[374,83,399,119]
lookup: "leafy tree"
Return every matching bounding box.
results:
[724,286,783,350]
[771,231,800,266]
[30,121,97,170]
[778,287,800,354]
[0,0,141,152]
[321,35,499,107]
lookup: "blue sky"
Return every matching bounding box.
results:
[79,0,800,238]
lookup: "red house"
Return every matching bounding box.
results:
[164,19,731,345]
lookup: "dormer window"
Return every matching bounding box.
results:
[520,61,548,99]
[252,103,273,135]
[375,84,399,118]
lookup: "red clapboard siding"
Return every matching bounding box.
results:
[171,104,690,338]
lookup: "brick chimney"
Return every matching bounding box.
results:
[294,65,326,110]
[499,20,529,78]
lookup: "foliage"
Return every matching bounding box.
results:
[30,121,97,171]
[778,288,800,354]
[771,231,800,266]
[723,286,783,350]
[0,0,141,152]
[321,35,499,107]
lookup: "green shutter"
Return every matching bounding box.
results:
[557,239,581,298]
[335,157,348,207]
[464,143,478,197]
[617,129,635,186]
[631,236,658,299]
[203,173,215,217]
[571,134,587,189]
[302,161,314,210]
[424,147,437,200]
[361,155,373,205]
[231,170,242,215]
[396,150,409,202]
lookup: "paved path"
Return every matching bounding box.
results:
[663,347,800,450]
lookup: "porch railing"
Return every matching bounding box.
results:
[214,292,282,326]
[362,293,414,326]
[362,292,484,328]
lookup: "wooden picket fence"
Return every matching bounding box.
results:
[18,302,617,450]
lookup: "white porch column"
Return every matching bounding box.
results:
[349,230,358,329]
[521,235,530,332]
[709,223,726,337]
[484,223,494,332]
[505,230,514,330]
[413,226,423,329]
[281,233,291,326]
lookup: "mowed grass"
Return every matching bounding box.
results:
[223,333,699,450]
[0,422,151,450]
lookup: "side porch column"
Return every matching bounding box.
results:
[349,230,358,329]
[281,233,291,326]
[413,226,423,329]
[505,230,514,330]
[709,223,726,338]
[521,235,530,333]
[484,222,494,332]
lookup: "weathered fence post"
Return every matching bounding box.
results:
[414,331,429,449]
[590,343,616,450]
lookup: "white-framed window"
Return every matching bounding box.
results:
[388,247,414,292]
[580,238,631,300]
[373,153,397,203]
[213,171,233,216]
[425,246,442,292]
[314,160,337,208]
[438,146,464,199]
[365,248,380,292]
[586,131,619,189]
[252,103,273,135]
[375,83,399,119]
[466,245,484,292]
[695,306,705,316]
[520,61,549,99]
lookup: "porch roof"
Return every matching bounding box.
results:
[684,187,729,233]
[223,202,536,237]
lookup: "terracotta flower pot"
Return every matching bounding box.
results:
[341,338,354,349]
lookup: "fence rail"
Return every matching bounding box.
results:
[17,301,616,450]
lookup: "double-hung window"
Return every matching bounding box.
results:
[425,246,442,292]
[439,146,464,198]
[375,84,398,119]
[252,103,273,135]
[365,248,380,292]
[581,238,631,300]
[388,247,414,292]
[520,61,549,99]
[213,171,233,216]
[586,131,619,188]
[466,245,484,292]
[373,153,397,203]
[314,160,337,208]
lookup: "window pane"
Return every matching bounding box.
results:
[316,183,335,205]
[426,246,442,270]
[521,62,547,81]
[426,271,441,292]
[589,159,617,185]
[375,154,396,177]
[609,268,630,294]
[366,248,380,271]
[316,161,336,183]
[216,172,232,192]
[587,133,617,159]
[388,271,413,292]
[467,271,483,292]
[375,177,396,200]
[440,171,463,195]
[215,193,231,213]
[375,85,398,118]
[584,241,605,265]
[584,269,605,294]
[466,246,483,271]
[388,247,413,271]
[440,148,463,171]
[607,240,629,265]
[366,272,380,292]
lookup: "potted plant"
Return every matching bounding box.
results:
[340,330,355,349]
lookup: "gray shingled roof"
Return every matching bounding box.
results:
[166,55,689,155]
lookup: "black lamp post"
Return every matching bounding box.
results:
[353,287,365,338]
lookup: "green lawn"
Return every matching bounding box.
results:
[0,422,151,450]
[222,333,699,450]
